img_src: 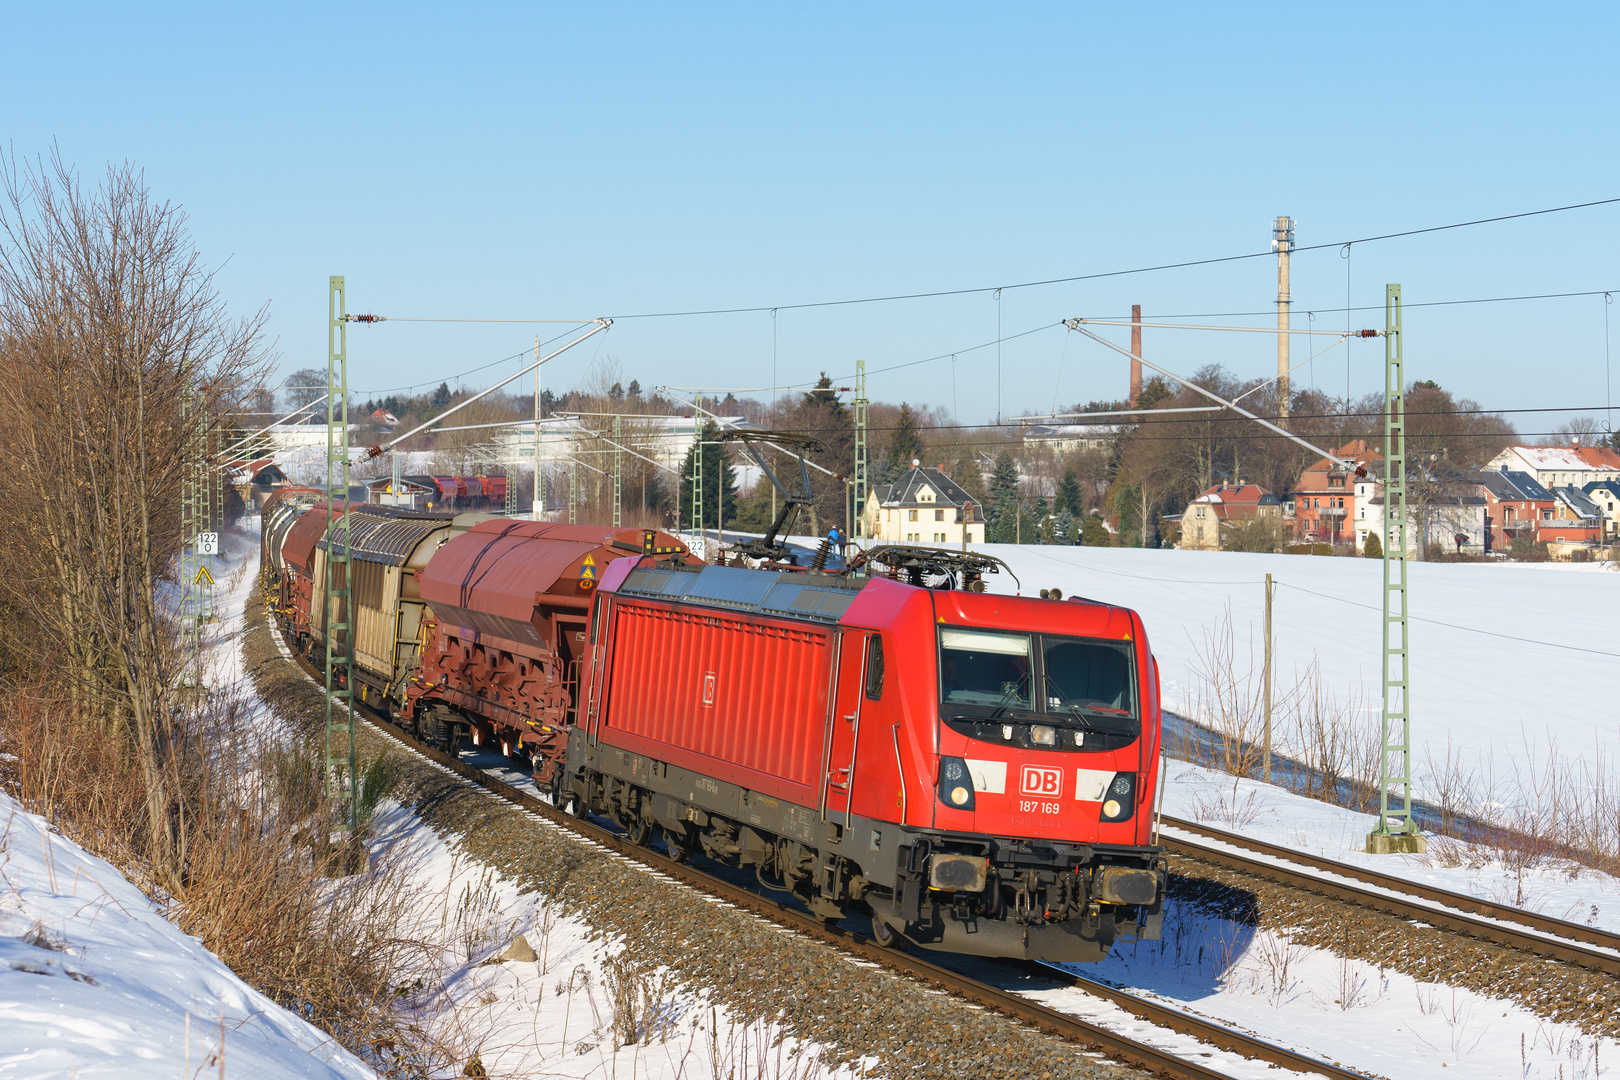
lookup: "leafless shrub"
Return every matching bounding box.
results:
[0,151,272,890]
[1245,932,1305,1008]
[602,952,677,1049]
[1188,786,1264,828]
[1177,611,1620,884]
[1180,606,1270,779]
[534,904,558,975]
[1280,660,1378,810]
[1331,955,1379,1011]
[701,1006,828,1080]
[0,682,449,1076]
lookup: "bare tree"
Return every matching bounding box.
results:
[1541,416,1605,448]
[281,366,327,411]
[0,152,271,884]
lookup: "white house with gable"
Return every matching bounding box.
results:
[863,463,986,545]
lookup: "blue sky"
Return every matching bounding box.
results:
[6,3,1618,430]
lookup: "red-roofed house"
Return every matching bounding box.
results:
[1290,439,1380,545]
[1483,444,1620,489]
[1176,483,1283,550]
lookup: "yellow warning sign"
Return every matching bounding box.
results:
[578,555,597,590]
[194,565,214,586]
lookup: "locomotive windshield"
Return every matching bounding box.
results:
[939,626,1137,748]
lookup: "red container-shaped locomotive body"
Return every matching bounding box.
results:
[407,521,693,780]
[565,555,1166,961]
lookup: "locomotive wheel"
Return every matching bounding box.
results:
[870,915,899,948]
[623,814,652,847]
[662,828,690,863]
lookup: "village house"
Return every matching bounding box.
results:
[223,458,292,510]
[1483,444,1620,489]
[1538,486,1606,556]
[863,462,986,545]
[1291,439,1379,545]
[1353,462,1487,555]
[1583,479,1620,541]
[1176,483,1282,551]
[1472,470,1556,553]
[1020,423,1120,458]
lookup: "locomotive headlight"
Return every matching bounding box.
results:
[1100,773,1137,822]
[1030,724,1056,747]
[937,756,976,811]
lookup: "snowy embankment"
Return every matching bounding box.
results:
[0,791,375,1078]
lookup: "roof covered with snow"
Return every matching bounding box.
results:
[871,466,984,519]
[1491,445,1620,472]
[1189,482,1279,506]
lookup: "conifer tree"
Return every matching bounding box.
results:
[678,421,739,527]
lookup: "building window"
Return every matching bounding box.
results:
[935,509,944,521]
[908,509,918,522]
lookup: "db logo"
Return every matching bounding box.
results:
[1020,765,1062,797]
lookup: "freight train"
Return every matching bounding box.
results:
[261,498,1167,962]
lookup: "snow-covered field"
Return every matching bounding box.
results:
[1063,761,1618,1079]
[978,542,1619,776]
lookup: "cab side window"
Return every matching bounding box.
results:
[864,635,884,700]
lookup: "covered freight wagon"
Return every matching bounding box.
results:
[406,521,690,775]
[312,506,458,712]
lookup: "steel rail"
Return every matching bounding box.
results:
[1159,816,1620,976]
[269,623,1374,1080]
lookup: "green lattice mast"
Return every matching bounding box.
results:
[691,392,704,553]
[853,359,868,544]
[1368,283,1424,854]
[612,414,623,528]
[325,276,357,836]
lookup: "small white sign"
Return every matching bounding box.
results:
[197,532,219,555]
[963,759,1007,794]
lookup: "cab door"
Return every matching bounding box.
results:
[582,595,611,742]
[822,631,870,824]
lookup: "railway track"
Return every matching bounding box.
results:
[274,630,1372,1080]
[1158,816,1620,977]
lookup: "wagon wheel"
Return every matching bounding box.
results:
[870,915,900,949]
[547,770,576,816]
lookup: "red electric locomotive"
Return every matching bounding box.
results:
[563,547,1167,961]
